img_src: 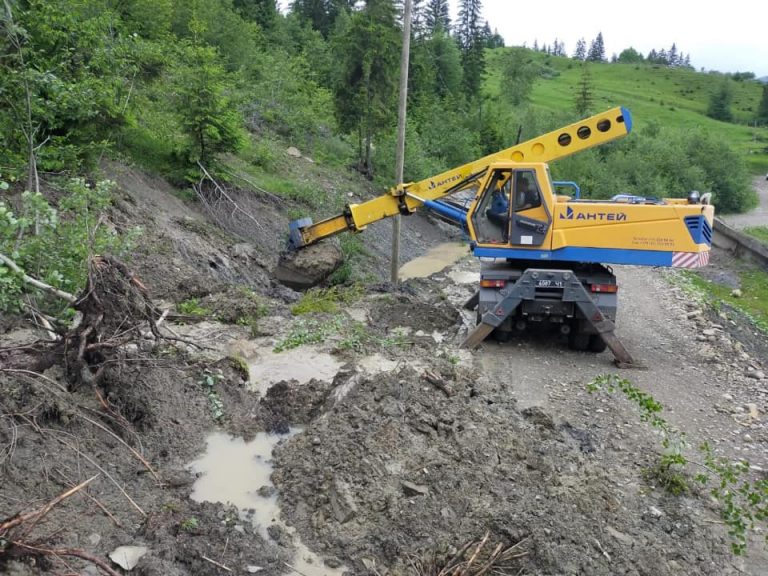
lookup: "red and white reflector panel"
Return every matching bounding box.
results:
[672,250,710,268]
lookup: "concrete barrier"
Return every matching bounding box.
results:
[712,217,768,270]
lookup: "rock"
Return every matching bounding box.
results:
[232,243,258,261]
[747,371,766,380]
[648,506,664,519]
[686,310,702,319]
[702,328,717,337]
[257,485,276,498]
[246,566,264,573]
[746,404,760,420]
[731,289,742,298]
[165,470,194,488]
[329,479,358,523]
[88,533,101,546]
[286,147,302,158]
[109,546,149,571]
[606,526,634,545]
[721,393,734,402]
[401,480,429,497]
[274,242,343,289]
[324,557,343,568]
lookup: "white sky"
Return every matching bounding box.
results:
[451,0,768,77]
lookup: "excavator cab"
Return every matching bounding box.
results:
[469,164,552,249]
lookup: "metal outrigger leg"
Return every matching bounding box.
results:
[460,269,638,368]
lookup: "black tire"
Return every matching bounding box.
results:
[588,334,608,353]
[492,329,511,343]
[568,330,590,351]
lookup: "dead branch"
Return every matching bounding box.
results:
[195,161,264,236]
[0,474,99,533]
[0,251,77,303]
[218,166,285,204]
[76,412,160,483]
[45,430,146,517]
[51,469,122,528]
[10,541,121,576]
[202,554,233,572]
[410,533,530,576]
[0,368,68,395]
[423,370,455,398]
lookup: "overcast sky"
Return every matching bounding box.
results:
[450,0,768,77]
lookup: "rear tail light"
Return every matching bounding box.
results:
[590,283,618,293]
[480,279,506,288]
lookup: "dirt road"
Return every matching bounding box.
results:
[271,255,768,576]
[721,175,768,229]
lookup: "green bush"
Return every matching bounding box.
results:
[0,179,135,315]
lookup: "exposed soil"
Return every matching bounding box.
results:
[2,162,767,576]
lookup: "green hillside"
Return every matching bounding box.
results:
[485,49,768,174]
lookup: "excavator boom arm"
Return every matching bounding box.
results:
[290,107,632,249]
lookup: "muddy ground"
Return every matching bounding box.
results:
[1,163,767,576]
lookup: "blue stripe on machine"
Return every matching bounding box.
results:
[620,106,633,133]
[472,246,674,266]
[683,215,712,245]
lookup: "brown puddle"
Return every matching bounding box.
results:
[189,431,344,576]
[237,344,343,395]
[399,242,470,280]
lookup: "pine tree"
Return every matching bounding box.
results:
[574,62,594,116]
[457,0,484,98]
[334,0,400,177]
[668,43,678,66]
[424,0,450,33]
[586,32,605,62]
[706,78,734,122]
[233,0,277,30]
[573,38,586,61]
[290,0,354,37]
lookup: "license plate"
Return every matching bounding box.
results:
[536,279,564,288]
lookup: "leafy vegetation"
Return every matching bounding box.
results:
[199,369,225,422]
[291,284,363,315]
[678,269,768,334]
[589,374,767,555]
[177,298,211,317]
[1,0,766,321]
[0,179,135,315]
[743,226,768,244]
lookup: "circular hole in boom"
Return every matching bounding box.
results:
[577,126,591,139]
[596,119,611,132]
[558,133,572,146]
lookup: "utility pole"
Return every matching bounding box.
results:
[390,0,412,284]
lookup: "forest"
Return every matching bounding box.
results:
[1,0,767,313]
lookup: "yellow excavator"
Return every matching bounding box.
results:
[286,107,714,365]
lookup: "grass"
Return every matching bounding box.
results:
[681,268,768,333]
[743,226,768,244]
[484,49,768,174]
[273,317,343,352]
[290,284,363,316]
[177,298,210,317]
